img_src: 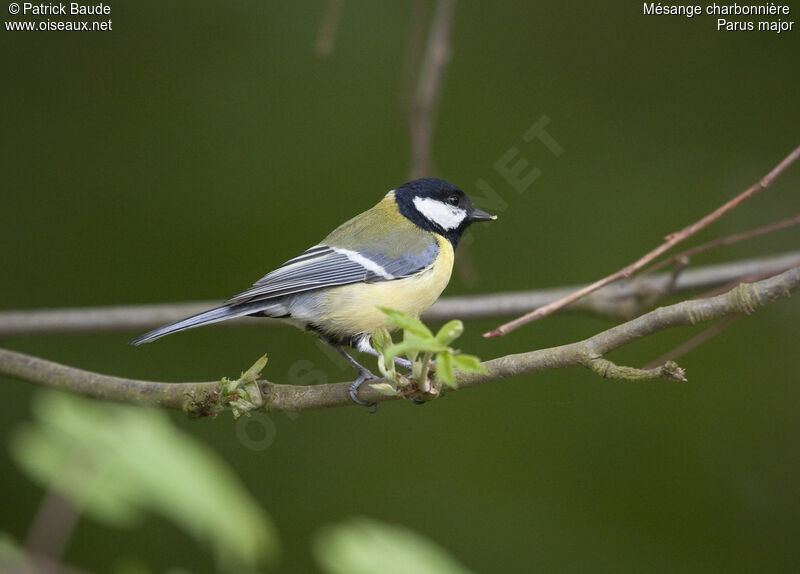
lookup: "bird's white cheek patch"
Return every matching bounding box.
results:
[413,197,467,230]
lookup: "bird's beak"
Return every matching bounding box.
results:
[469,208,497,222]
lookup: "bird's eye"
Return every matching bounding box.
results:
[447,194,459,206]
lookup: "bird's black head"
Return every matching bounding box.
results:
[393,178,496,247]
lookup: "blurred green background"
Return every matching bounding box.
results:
[2,1,800,572]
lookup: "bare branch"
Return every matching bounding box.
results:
[0,348,213,409]
[484,144,800,337]
[437,252,800,321]
[643,316,739,370]
[408,0,456,179]
[314,0,343,58]
[0,301,225,337]
[25,459,84,566]
[400,0,431,122]
[2,266,797,413]
[642,214,800,276]
[1,252,798,337]
[585,358,686,382]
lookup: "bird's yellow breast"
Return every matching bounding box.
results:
[316,234,454,338]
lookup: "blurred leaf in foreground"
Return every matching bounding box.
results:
[9,391,278,571]
[313,516,476,574]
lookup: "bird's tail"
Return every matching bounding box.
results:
[130,302,279,345]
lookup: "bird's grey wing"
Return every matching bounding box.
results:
[225,241,439,306]
[361,240,440,282]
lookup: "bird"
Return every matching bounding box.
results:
[131,177,496,405]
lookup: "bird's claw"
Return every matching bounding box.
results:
[349,373,380,413]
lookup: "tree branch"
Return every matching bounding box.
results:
[642,214,800,276]
[642,316,739,370]
[484,144,800,337]
[2,266,797,414]
[314,0,344,58]
[1,252,797,337]
[408,0,456,179]
[0,348,211,409]
[440,251,800,321]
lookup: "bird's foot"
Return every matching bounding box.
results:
[348,370,380,413]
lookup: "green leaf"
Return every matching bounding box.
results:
[369,383,397,396]
[10,392,279,571]
[241,354,268,382]
[452,354,487,374]
[382,341,416,365]
[377,307,432,338]
[436,351,456,388]
[371,327,393,354]
[313,516,476,574]
[384,334,450,364]
[435,320,464,345]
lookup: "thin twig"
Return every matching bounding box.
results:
[314,0,343,58]
[2,266,797,413]
[1,252,798,337]
[400,0,431,123]
[642,262,795,370]
[484,145,800,337]
[24,490,81,563]
[693,262,800,300]
[643,316,739,370]
[408,0,456,179]
[642,214,800,276]
[24,449,90,571]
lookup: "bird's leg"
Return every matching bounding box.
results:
[370,348,436,378]
[319,337,379,411]
[353,336,436,405]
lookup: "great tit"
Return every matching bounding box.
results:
[131,178,495,404]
